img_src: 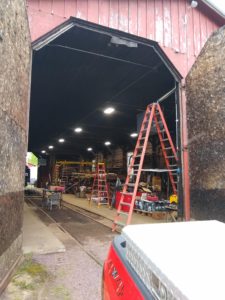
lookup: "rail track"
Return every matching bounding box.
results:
[25,196,116,267]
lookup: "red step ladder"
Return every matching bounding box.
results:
[90,162,109,207]
[112,103,178,231]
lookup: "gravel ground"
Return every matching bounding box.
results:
[2,199,116,300]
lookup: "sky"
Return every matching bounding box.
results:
[207,0,225,15]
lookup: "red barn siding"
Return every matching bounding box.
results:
[26,0,224,77]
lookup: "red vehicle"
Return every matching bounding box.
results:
[102,234,152,300]
[102,221,225,300]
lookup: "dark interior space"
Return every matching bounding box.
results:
[29,19,180,162]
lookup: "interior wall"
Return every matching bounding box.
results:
[186,26,225,220]
[0,0,31,285]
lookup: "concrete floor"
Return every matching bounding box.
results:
[2,193,170,300]
[23,203,65,254]
[3,198,116,300]
[62,193,166,226]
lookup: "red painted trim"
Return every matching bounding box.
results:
[181,79,190,221]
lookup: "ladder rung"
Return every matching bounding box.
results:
[165,147,172,150]
[162,138,169,141]
[160,129,166,132]
[136,155,142,158]
[118,211,129,216]
[125,183,135,187]
[169,164,177,167]
[166,156,175,158]
[120,202,131,206]
[133,164,140,167]
[122,192,133,195]
[114,221,126,227]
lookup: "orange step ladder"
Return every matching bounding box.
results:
[112,103,178,231]
[90,162,109,207]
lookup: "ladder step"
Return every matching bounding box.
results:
[169,164,177,167]
[160,129,166,132]
[114,221,126,227]
[120,202,131,206]
[118,211,129,216]
[125,183,135,187]
[133,164,140,167]
[122,192,133,195]
[162,138,169,141]
[165,147,172,150]
[166,156,175,158]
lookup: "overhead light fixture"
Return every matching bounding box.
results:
[74,127,82,133]
[110,36,138,48]
[130,133,138,138]
[104,141,111,146]
[48,145,54,149]
[191,1,198,8]
[87,147,93,151]
[41,150,46,154]
[58,138,65,143]
[104,107,115,115]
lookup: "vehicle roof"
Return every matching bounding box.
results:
[122,220,225,300]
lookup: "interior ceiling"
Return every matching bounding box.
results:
[29,21,177,160]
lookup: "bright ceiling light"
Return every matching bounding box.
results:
[104,141,111,146]
[58,138,65,143]
[87,147,93,151]
[74,127,82,133]
[41,150,46,154]
[130,132,138,138]
[104,107,115,115]
[48,145,54,149]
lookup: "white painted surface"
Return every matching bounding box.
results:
[123,221,225,300]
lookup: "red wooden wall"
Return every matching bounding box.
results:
[27,0,223,77]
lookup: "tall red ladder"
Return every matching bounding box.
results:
[90,162,109,207]
[112,103,178,231]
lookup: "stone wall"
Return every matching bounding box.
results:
[186,26,225,220]
[0,0,31,284]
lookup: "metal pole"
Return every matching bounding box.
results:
[180,79,190,221]
[157,86,176,103]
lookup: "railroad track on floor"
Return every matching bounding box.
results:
[25,197,116,267]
